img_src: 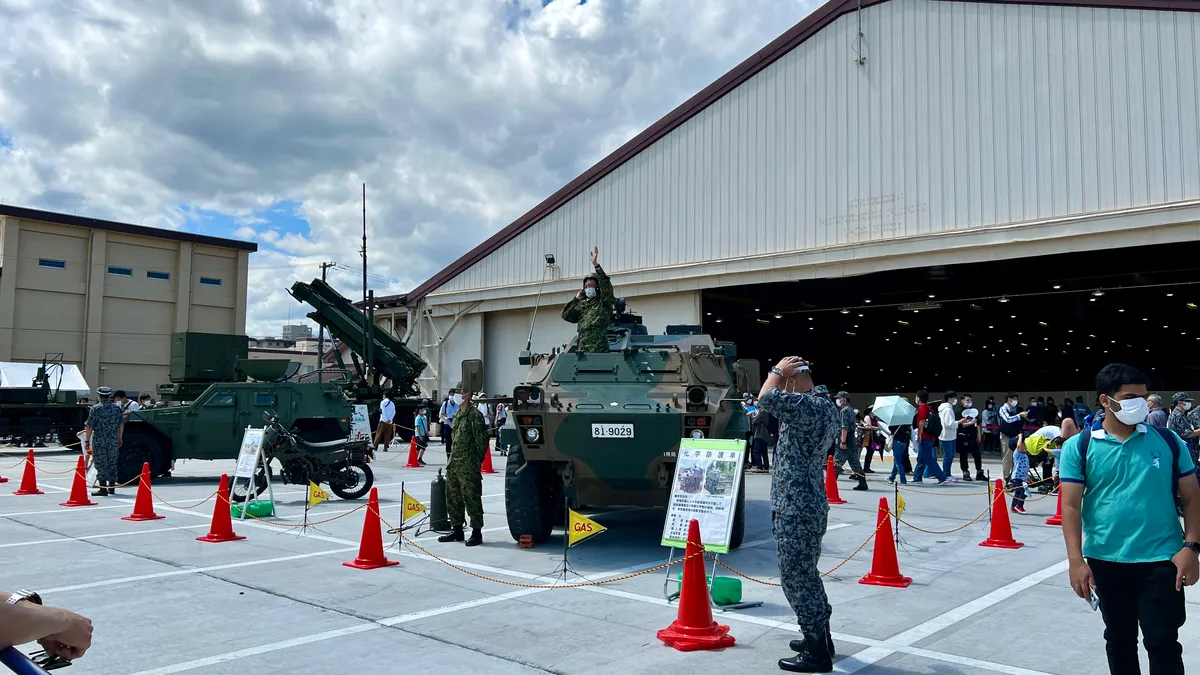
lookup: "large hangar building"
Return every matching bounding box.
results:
[376,0,1200,400]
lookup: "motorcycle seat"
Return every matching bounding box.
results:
[295,438,347,452]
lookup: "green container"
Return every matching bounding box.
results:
[676,573,743,605]
[230,501,274,518]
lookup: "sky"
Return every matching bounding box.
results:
[0,0,821,337]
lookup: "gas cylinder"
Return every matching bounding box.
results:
[430,469,451,532]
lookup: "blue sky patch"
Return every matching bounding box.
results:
[0,128,12,149]
[181,199,311,244]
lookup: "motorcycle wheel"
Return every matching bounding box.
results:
[229,468,269,503]
[328,462,373,500]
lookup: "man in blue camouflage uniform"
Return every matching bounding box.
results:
[438,391,489,547]
[84,386,124,497]
[561,247,614,352]
[755,356,840,673]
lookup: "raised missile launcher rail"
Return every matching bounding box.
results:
[288,278,431,441]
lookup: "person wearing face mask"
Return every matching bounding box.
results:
[1146,394,1169,429]
[956,394,985,482]
[1060,364,1200,675]
[438,391,489,547]
[981,398,1001,458]
[561,246,615,353]
[439,387,462,458]
[1167,392,1200,466]
[997,392,1028,480]
[937,391,968,482]
[833,391,868,491]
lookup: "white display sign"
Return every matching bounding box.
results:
[660,438,747,554]
[350,404,371,443]
[234,428,266,478]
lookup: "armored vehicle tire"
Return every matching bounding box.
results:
[329,462,374,500]
[117,427,172,484]
[728,473,746,550]
[505,445,560,545]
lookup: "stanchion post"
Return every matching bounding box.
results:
[893,480,900,540]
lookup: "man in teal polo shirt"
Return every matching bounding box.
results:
[1060,363,1200,675]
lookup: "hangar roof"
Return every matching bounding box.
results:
[382,0,1197,309]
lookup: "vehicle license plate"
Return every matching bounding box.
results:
[592,423,634,439]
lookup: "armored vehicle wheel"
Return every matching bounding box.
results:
[505,445,559,545]
[230,469,269,503]
[329,462,374,500]
[117,426,172,483]
[728,473,746,550]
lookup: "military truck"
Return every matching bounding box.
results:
[0,355,89,447]
[119,332,359,483]
[490,298,760,547]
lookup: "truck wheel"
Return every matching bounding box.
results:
[329,462,374,500]
[117,427,171,483]
[505,445,555,544]
[728,473,746,550]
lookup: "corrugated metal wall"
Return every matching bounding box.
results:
[437,0,1200,294]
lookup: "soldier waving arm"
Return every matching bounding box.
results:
[591,247,614,306]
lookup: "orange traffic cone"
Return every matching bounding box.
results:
[480,444,497,475]
[656,519,736,652]
[59,456,96,507]
[979,479,1023,549]
[824,456,846,505]
[405,437,421,468]
[343,487,399,570]
[1045,488,1063,526]
[122,462,164,521]
[859,497,912,588]
[0,472,8,483]
[197,474,246,543]
[13,450,43,495]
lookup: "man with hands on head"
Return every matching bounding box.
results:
[0,589,93,664]
[754,356,840,673]
[1059,363,1199,675]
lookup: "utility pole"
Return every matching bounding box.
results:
[360,183,369,385]
[317,261,335,383]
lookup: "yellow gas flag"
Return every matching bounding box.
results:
[402,492,428,522]
[307,482,331,508]
[896,493,907,520]
[567,510,607,547]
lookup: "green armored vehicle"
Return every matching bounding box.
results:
[119,332,359,483]
[495,299,759,547]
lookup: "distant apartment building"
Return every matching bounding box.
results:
[281,324,313,340]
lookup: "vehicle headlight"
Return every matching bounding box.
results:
[690,429,705,440]
[525,427,541,442]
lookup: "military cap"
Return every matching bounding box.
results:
[96,386,113,397]
[1172,392,1192,404]
[836,391,851,401]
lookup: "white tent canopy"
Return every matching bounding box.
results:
[0,362,91,396]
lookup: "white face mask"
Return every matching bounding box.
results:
[584,287,597,299]
[950,399,958,406]
[1105,395,1148,426]
[963,401,973,408]
[452,394,463,406]
[1184,402,1193,411]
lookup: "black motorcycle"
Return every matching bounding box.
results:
[230,412,374,502]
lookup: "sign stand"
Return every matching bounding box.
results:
[230,427,273,521]
[548,487,582,583]
[659,438,759,612]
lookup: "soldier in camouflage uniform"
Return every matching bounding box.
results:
[84,386,125,497]
[754,357,839,673]
[439,391,489,546]
[1168,392,1200,465]
[561,247,614,352]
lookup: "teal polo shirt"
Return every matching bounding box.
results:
[1059,423,1196,563]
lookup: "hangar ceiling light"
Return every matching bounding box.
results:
[998,296,1010,303]
[1093,289,1105,297]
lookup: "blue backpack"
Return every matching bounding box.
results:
[1076,423,1185,502]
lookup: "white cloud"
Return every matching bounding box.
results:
[0,0,820,338]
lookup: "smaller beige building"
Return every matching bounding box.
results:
[248,337,321,377]
[0,205,256,395]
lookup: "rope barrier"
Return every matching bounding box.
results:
[149,488,219,510]
[237,503,368,528]
[891,505,991,535]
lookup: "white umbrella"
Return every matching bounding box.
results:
[871,395,917,427]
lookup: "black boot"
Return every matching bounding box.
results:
[976,470,987,482]
[779,627,833,672]
[789,625,835,657]
[465,528,482,547]
[107,481,115,495]
[962,471,973,482]
[852,477,868,491]
[438,527,465,543]
[92,482,108,497]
